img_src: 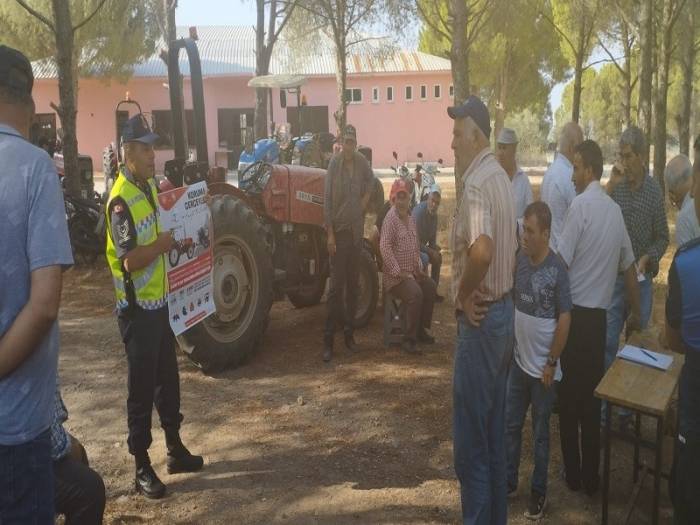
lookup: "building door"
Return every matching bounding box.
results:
[218,108,255,166]
[286,106,329,136]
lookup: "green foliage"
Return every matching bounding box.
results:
[418,0,567,117]
[505,107,552,163]
[0,0,161,82]
[556,64,628,156]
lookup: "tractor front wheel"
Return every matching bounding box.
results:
[176,194,273,372]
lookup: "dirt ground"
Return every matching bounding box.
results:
[58,174,678,524]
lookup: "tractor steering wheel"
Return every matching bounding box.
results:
[239,161,271,194]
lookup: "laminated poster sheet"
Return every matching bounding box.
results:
[158,181,215,336]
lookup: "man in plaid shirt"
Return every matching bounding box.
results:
[380,178,437,353]
[604,126,669,425]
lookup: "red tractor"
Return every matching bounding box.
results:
[130,35,380,372]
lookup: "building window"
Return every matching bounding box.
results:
[434,84,442,99]
[386,86,394,102]
[372,87,380,103]
[449,84,454,98]
[405,85,413,101]
[344,88,362,104]
[420,85,427,100]
[152,109,196,150]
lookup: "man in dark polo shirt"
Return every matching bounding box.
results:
[666,154,700,524]
[323,124,373,362]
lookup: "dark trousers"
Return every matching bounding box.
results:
[54,453,105,525]
[118,306,183,464]
[324,230,360,341]
[558,305,606,491]
[0,429,54,525]
[388,277,435,340]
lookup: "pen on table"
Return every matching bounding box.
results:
[641,348,658,362]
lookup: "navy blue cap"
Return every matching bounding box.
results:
[121,114,159,145]
[447,95,491,140]
[0,45,34,97]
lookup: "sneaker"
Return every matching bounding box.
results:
[524,491,546,520]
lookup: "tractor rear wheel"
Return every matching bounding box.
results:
[176,194,273,372]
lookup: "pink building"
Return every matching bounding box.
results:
[31,26,455,171]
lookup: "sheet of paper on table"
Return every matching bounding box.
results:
[617,344,673,371]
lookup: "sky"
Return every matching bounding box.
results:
[177,0,568,113]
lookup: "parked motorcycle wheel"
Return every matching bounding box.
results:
[68,214,104,265]
[187,244,195,259]
[176,194,273,373]
[169,247,180,267]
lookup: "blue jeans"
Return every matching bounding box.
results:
[506,361,556,497]
[453,297,514,525]
[603,273,653,421]
[0,429,54,524]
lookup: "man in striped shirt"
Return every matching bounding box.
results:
[380,178,436,353]
[449,96,517,525]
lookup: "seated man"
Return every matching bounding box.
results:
[52,382,106,525]
[412,183,443,301]
[380,178,436,353]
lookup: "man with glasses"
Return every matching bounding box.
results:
[604,126,669,427]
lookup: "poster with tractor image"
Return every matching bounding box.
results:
[158,181,215,336]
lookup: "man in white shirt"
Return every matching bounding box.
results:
[665,154,700,246]
[496,127,532,221]
[556,140,641,496]
[540,123,583,251]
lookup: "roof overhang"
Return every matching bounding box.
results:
[247,74,308,89]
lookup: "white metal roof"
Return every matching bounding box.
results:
[32,25,451,80]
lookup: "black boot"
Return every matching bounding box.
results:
[344,331,359,352]
[323,335,333,362]
[134,454,166,499]
[166,433,204,474]
[417,328,435,345]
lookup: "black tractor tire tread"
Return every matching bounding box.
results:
[287,273,328,308]
[177,194,273,373]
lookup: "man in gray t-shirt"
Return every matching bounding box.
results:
[0,45,73,523]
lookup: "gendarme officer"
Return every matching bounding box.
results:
[105,115,203,499]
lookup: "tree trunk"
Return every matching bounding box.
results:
[621,23,632,126]
[165,0,177,42]
[51,0,80,197]
[679,7,696,156]
[334,41,348,133]
[493,46,511,143]
[254,0,269,140]
[571,53,583,124]
[637,0,653,163]
[653,0,677,194]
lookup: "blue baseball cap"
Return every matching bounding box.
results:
[0,45,33,97]
[447,95,491,140]
[121,114,159,145]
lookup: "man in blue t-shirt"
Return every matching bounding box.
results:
[666,153,700,525]
[506,201,572,520]
[0,46,73,523]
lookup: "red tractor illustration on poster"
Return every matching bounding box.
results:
[168,224,195,268]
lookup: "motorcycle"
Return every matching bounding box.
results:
[415,153,444,202]
[63,191,106,264]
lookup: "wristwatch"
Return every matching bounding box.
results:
[546,356,558,368]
